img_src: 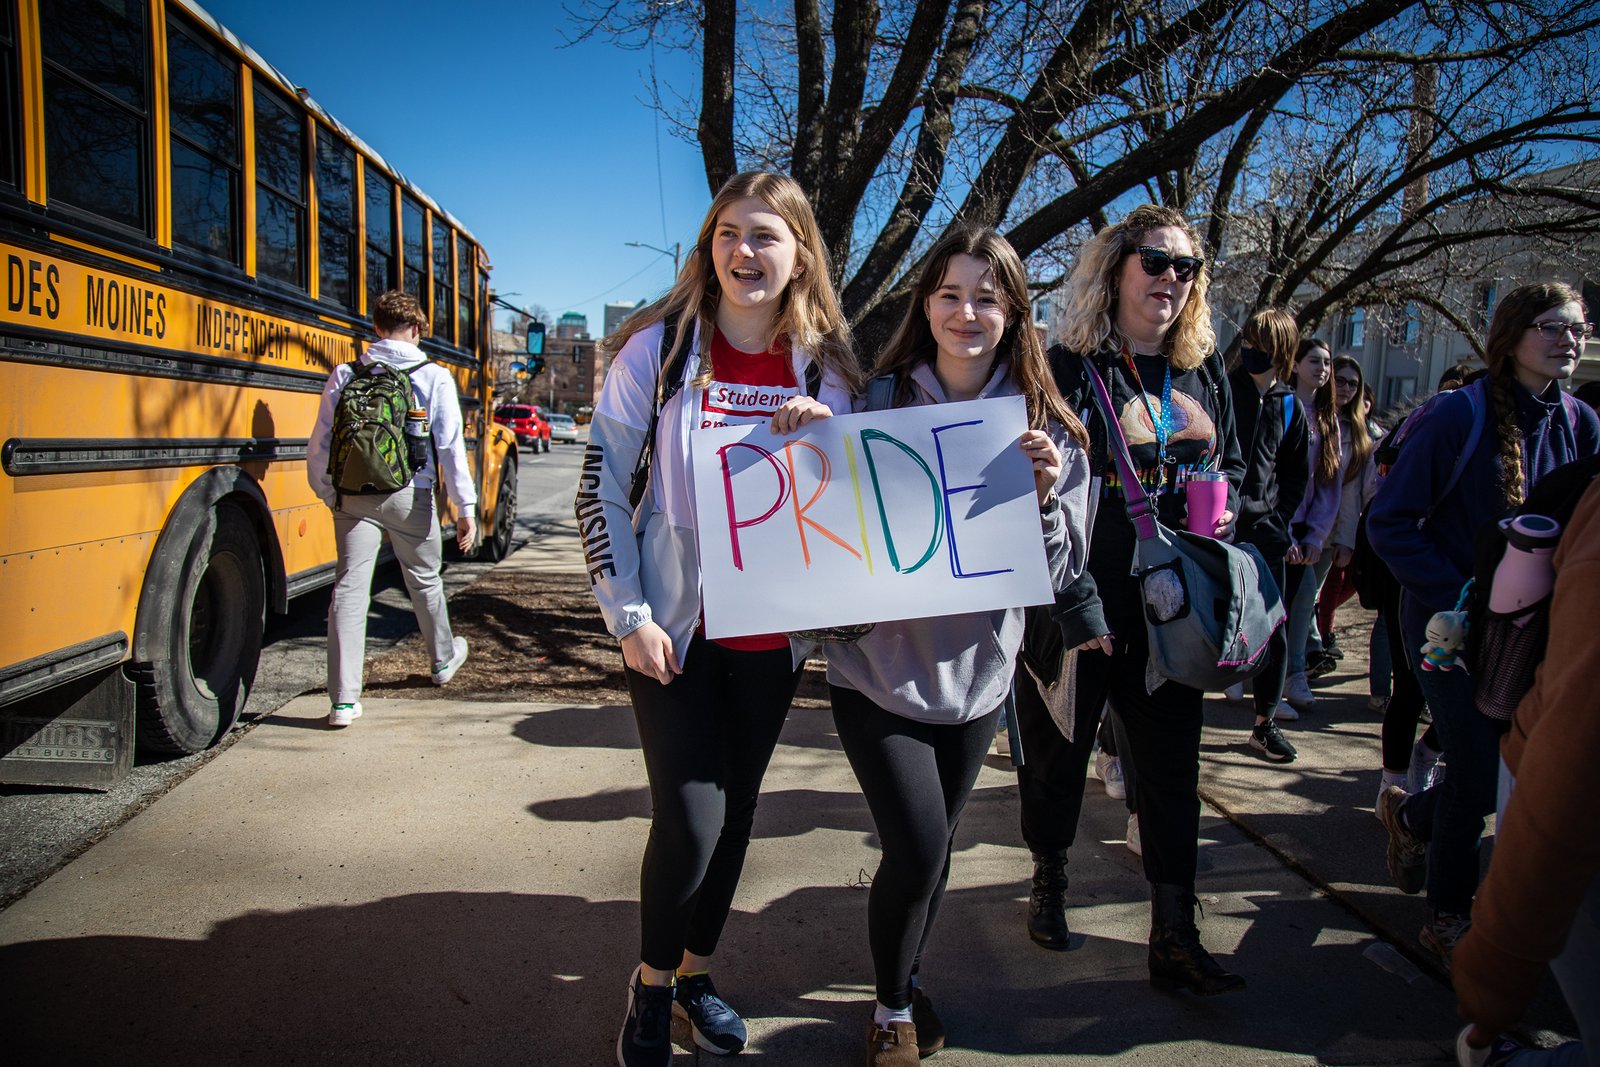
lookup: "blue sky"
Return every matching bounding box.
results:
[201,0,710,339]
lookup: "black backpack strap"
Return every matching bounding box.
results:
[865,374,896,412]
[628,313,685,510]
[805,360,822,399]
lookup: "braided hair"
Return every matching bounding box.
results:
[1480,281,1587,507]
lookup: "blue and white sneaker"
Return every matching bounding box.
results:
[673,972,747,1055]
[617,965,673,1067]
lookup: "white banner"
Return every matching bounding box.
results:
[690,395,1054,638]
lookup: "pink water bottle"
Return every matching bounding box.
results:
[1488,514,1561,616]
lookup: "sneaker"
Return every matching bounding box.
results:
[1421,911,1471,972]
[431,636,469,686]
[672,972,746,1056]
[1250,720,1298,762]
[1376,785,1427,894]
[1284,673,1316,711]
[1223,682,1246,702]
[1095,750,1127,800]
[1126,812,1143,857]
[1367,694,1390,714]
[993,727,1011,758]
[1455,1025,1529,1067]
[1306,652,1337,680]
[864,1021,919,1067]
[910,988,946,1057]
[617,966,674,1067]
[328,702,362,728]
[1272,699,1300,723]
[1323,632,1344,660]
[1407,739,1445,795]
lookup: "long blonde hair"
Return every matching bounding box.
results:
[871,226,1087,444]
[1057,204,1215,370]
[1482,281,1587,506]
[601,172,861,394]
[1332,354,1372,485]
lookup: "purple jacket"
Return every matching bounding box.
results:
[1289,411,1341,550]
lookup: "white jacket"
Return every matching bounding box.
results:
[579,318,853,669]
[306,338,477,510]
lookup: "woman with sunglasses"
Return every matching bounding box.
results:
[1017,205,1248,995]
[1368,282,1599,971]
[1312,355,1378,672]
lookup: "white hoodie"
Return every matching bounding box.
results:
[305,338,478,510]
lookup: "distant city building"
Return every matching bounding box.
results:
[605,300,646,338]
[556,312,588,340]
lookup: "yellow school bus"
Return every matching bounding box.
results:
[0,0,518,785]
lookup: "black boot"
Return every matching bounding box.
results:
[1148,883,1245,995]
[1026,849,1071,950]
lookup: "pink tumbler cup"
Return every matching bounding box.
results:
[1488,514,1561,615]
[1184,472,1228,537]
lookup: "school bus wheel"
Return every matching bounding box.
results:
[131,501,266,754]
[481,458,518,562]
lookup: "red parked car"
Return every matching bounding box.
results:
[494,403,550,452]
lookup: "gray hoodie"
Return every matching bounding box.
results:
[823,360,1092,724]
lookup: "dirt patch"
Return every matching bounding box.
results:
[362,569,831,705]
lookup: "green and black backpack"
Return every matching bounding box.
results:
[327,359,428,496]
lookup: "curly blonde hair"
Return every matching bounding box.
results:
[870,225,1087,443]
[1056,204,1215,370]
[600,172,860,396]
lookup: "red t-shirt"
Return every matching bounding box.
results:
[700,330,799,652]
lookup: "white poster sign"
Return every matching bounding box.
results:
[690,395,1054,639]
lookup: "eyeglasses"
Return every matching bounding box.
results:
[1527,320,1594,341]
[1126,246,1205,283]
[1334,376,1360,387]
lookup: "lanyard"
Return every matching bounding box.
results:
[1121,345,1173,494]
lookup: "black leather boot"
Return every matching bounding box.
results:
[1148,883,1245,995]
[1026,849,1071,950]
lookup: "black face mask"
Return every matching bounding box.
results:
[1239,345,1274,375]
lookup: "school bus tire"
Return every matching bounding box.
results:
[481,457,518,562]
[132,501,266,754]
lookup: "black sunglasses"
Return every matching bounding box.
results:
[1126,245,1204,283]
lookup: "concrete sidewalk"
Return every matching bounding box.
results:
[0,533,1528,1065]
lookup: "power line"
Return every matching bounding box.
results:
[548,257,668,314]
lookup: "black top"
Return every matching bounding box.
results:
[1227,364,1309,560]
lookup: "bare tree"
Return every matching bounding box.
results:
[572,1,1600,356]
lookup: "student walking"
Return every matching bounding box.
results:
[1313,355,1378,671]
[1368,282,1600,970]
[1281,339,1342,712]
[580,173,860,1067]
[305,290,476,728]
[1227,309,1310,760]
[820,226,1090,1065]
[1015,204,1249,996]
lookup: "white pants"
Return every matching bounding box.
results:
[327,486,453,704]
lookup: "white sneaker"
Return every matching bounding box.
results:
[328,701,363,728]
[1284,672,1316,711]
[1272,699,1299,722]
[1095,750,1127,800]
[1408,739,1445,795]
[1223,682,1246,702]
[431,636,469,686]
[1126,812,1143,857]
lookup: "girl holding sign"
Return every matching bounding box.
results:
[581,172,860,1067]
[821,226,1092,1066]
[1015,205,1249,997]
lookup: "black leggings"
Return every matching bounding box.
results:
[627,635,800,971]
[1377,582,1432,771]
[831,685,1000,1010]
[1251,555,1305,718]
[1014,662,1101,853]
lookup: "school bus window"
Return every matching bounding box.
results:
[39,0,151,231]
[0,13,17,189]
[254,83,305,287]
[401,192,424,303]
[167,15,239,262]
[432,217,453,344]
[364,166,393,312]
[316,129,357,309]
[456,235,473,349]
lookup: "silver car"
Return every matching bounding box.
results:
[547,413,580,443]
